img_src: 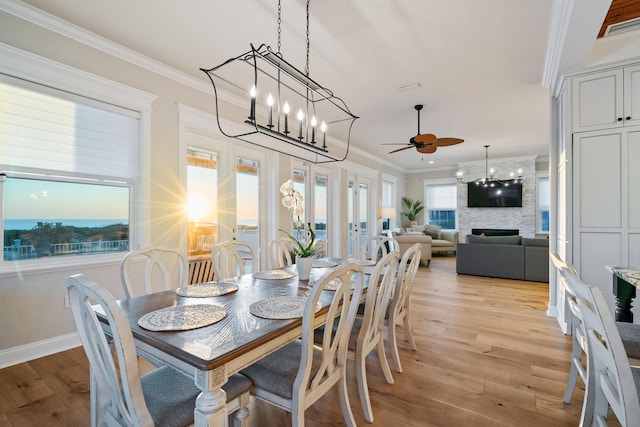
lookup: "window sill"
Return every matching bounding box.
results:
[0,252,123,279]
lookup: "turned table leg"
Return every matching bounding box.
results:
[613,274,635,323]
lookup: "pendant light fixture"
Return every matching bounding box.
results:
[456,145,524,186]
[200,0,358,164]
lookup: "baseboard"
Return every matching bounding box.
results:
[0,332,81,369]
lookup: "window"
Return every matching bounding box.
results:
[1,77,138,263]
[236,157,260,271]
[425,183,457,229]
[537,174,550,233]
[187,149,218,256]
[314,174,328,242]
[381,175,397,229]
[293,169,306,240]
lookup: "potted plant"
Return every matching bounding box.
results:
[401,196,424,227]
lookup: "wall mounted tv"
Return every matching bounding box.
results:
[467,182,522,207]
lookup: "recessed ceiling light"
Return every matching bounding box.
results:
[428,160,434,164]
[396,82,422,91]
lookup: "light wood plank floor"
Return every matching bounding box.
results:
[1,257,603,426]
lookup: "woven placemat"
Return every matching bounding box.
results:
[252,269,297,280]
[249,296,320,319]
[176,281,238,298]
[138,304,226,331]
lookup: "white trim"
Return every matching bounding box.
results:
[0,332,81,369]
[542,0,574,94]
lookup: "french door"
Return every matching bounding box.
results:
[348,177,370,257]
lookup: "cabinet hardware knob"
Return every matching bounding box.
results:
[626,116,631,120]
[618,117,623,121]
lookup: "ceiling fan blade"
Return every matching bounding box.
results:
[434,137,464,146]
[412,133,437,144]
[417,145,437,154]
[382,143,413,146]
[388,146,415,154]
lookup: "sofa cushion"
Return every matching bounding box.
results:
[465,234,522,245]
[522,237,549,247]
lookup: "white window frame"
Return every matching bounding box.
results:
[536,171,550,234]
[0,44,155,276]
[423,177,458,230]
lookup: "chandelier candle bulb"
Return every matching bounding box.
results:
[267,93,274,128]
[249,85,257,122]
[297,109,304,141]
[321,121,327,149]
[283,102,290,134]
[310,116,317,144]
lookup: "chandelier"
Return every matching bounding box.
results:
[200,0,358,164]
[456,145,523,186]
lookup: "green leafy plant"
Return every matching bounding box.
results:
[401,197,424,222]
[280,223,318,258]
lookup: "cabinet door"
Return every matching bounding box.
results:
[624,65,640,127]
[572,69,623,132]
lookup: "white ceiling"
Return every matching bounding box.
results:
[16,0,600,172]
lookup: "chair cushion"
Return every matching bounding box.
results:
[141,366,200,427]
[241,340,322,400]
[616,321,640,359]
[142,367,251,427]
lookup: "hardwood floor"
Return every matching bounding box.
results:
[1,257,600,426]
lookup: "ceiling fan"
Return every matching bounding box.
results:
[385,104,464,154]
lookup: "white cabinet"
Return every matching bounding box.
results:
[572,64,640,133]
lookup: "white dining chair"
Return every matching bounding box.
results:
[120,246,188,298]
[211,240,258,280]
[560,268,594,426]
[576,283,640,426]
[387,242,422,373]
[360,235,397,263]
[240,262,365,427]
[66,273,252,427]
[316,250,399,423]
[268,237,295,269]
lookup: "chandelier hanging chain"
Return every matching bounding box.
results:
[277,0,282,55]
[305,0,310,77]
[456,145,523,185]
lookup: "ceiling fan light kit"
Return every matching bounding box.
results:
[385,104,463,155]
[200,0,358,164]
[456,145,524,186]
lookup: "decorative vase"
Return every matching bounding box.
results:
[295,255,314,281]
[408,220,417,227]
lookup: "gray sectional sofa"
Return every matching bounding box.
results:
[456,234,549,282]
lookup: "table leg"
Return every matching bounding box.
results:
[194,367,228,427]
[613,274,635,323]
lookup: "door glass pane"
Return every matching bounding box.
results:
[293,169,306,240]
[348,181,354,256]
[236,157,259,272]
[187,150,218,256]
[314,174,328,242]
[359,183,368,247]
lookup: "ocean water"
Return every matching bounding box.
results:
[4,219,128,231]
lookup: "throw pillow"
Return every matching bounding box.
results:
[393,227,405,236]
[412,224,427,233]
[424,224,442,239]
[465,234,522,245]
[424,230,440,239]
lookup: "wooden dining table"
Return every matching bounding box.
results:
[95,257,370,427]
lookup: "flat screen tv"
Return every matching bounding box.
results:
[467,182,522,207]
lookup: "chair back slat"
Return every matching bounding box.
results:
[268,237,295,269]
[360,235,398,262]
[211,240,258,280]
[120,246,188,298]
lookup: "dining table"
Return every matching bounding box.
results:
[94,257,374,427]
[606,265,640,323]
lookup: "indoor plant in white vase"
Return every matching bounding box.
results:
[280,180,318,280]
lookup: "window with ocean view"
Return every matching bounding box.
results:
[0,75,139,263]
[187,149,218,256]
[236,157,260,272]
[3,178,130,261]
